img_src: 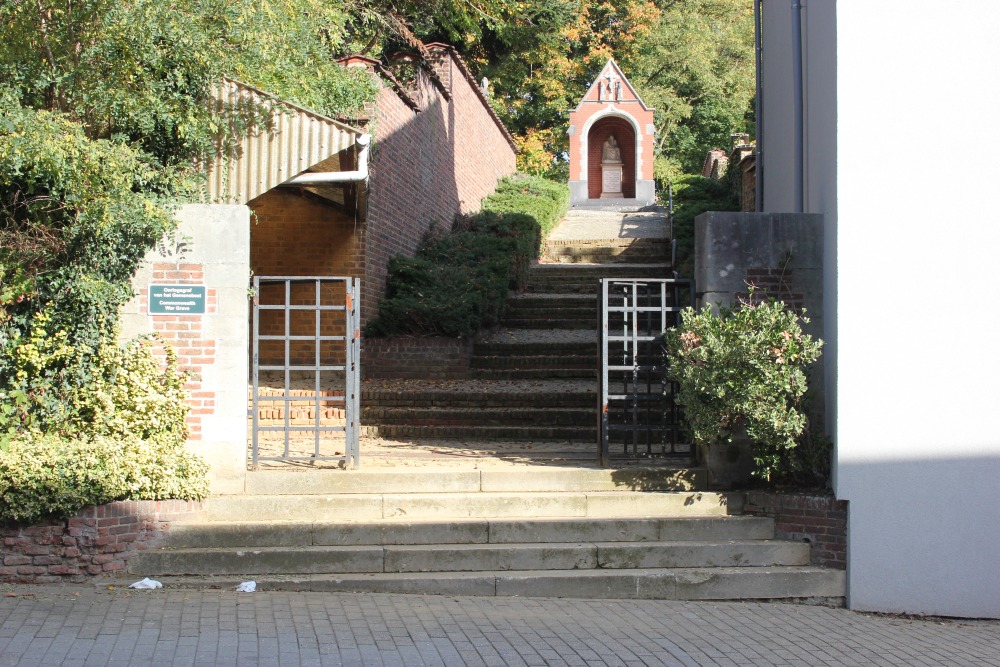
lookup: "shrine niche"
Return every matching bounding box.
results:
[567,59,656,205]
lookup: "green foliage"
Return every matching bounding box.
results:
[483,173,570,240]
[0,432,209,524]
[668,174,739,276]
[0,0,379,167]
[0,95,174,348]
[633,0,756,173]
[0,332,207,523]
[664,295,824,482]
[367,176,568,338]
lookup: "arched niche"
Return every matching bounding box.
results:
[587,117,637,199]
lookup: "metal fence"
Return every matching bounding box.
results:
[599,278,694,465]
[250,276,360,468]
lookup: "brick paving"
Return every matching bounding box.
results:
[1,585,997,666]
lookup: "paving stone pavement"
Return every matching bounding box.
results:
[1,586,997,666]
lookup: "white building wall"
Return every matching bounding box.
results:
[836,0,1000,617]
[762,0,1000,617]
[760,0,838,440]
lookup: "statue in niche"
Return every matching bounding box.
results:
[602,135,622,163]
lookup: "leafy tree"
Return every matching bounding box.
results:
[632,0,756,173]
[0,0,378,167]
[477,0,660,173]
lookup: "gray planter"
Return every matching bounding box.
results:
[698,433,755,489]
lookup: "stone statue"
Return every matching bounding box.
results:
[602,135,622,162]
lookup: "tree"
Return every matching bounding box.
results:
[632,0,756,174]
[0,0,379,168]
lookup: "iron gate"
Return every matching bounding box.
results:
[251,276,360,468]
[599,278,694,465]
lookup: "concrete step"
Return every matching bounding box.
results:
[361,390,595,409]
[505,294,596,309]
[139,566,845,602]
[468,368,597,380]
[203,491,734,522]
[130,540,809,577]
[529,263,671,279]
[505,303,595,318]
[469,355,595,370]
[235,468,704,497]
[499,317,596,329]
[364,423,595,440]
[472,340,595,356]
[543,240,670,265]
[363,406,591,427]
[160,516,772,549]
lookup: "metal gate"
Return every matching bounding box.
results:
[599,278,694,465]
[251,276,360,468]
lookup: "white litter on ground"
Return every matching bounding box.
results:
[236,581,256,592]
[128,578,163,589]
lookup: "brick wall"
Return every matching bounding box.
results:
[362,337,474,380]
[362,46,517,326]
[249,189,361,365]
[0,500,204,583]
[744,491,847,570]
[134,264,218,441]
[740,268,805,311]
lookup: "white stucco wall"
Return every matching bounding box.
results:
[760,0,838,439]
[761,0,1000,616]
[836,2,1000,616]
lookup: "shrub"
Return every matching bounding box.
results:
[0,432,209,524]
[667,174,738,276]
[0,326,208,523]
[483,173,569,240]
[367,175,568,338]
[663,295,823,482]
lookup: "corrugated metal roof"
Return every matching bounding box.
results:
[204,78,363,204]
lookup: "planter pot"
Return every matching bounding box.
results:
[698,436,755,489]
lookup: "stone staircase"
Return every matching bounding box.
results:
[360,232,673,443]
[128,469,845,602]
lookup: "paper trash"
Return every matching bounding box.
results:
[236,581,256,592]
[128,578,163,590]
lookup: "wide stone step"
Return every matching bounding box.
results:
[499,317,596,329]
[506,294,596,309]
[204,491,734,522]
[140,566,846,601]
[543,241,670,265]
[234,468,704,497]
[470,355,595,370]
[363,406,591,427]
[503,305,596,320]
[469,367,597,380]
[362,390,595,409]
[364,423,595,440]
[130,540,809,576]
[161,516,771,549]
[472,340,595,356]
[529,263,672,279]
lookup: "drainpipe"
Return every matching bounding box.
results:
[281,134,372,185]
[791,0,805,213]
[754,0,764,212]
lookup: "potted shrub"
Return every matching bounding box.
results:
[663,294,823,487]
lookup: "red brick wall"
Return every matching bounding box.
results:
[744,491,847,570]
[0,500,204,583]
[362,337,474,380]
[740,268,805,311]
[587,118,636,199]
[247,47,515,348]
[362,47,516,326]
[249,190,361,365]
[135,265,218,441]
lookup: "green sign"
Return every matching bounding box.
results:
[149,284,206,315]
